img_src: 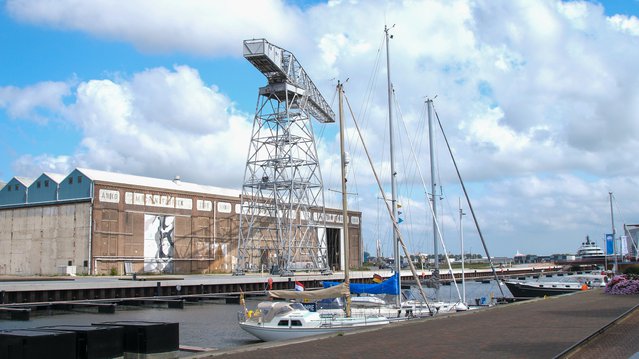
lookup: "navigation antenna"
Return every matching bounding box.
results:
[234,39,334,276]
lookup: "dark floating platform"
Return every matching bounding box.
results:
[39,325,124,359]
[0,321,179,359]
[0,329,76,359]
[96,321,179,356]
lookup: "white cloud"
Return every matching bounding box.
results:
[608,14,639,36]
[0,81,70,122]
[6,0,305,56]
[12,154,75,178]
[4,66,252,187]
[4,0,639,257]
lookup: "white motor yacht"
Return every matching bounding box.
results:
[238,301,390,342]
[504,271,609,298]
[576,235,605,259]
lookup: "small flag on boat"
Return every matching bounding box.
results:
[398,218,404,224]
[397,203,402,208]
[398,211,402,215]
[373,274,383,283]
[295,281,304,291]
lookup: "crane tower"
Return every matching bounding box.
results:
[235,39,334,275]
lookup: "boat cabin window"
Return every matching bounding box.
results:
[290,303,306,311]
[277,320,289,326]
[291,320,302,327]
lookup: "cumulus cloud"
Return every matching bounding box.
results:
[3,66,252,187]
[5,0,305,56]
[0,81,70,122]
[608,14,639,36]
[4,0,639,256]
[303,0,639,255]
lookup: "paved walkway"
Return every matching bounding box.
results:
[560,303,639,358]
[189,289,639,359]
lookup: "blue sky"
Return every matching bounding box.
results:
[2,0,639,258]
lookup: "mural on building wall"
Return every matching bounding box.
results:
[144,214,175,273]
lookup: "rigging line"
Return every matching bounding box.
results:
[416,102,431,254]
[432,103,505,298]
[357,33,386,124]
[314,81,336,169]
[392,92,418,200]
[391,91,419,252]
[391,98,463,303]
[340,85,366,215]
[344,89,433,312]
[339,37,385,216]
[347,34,385,174]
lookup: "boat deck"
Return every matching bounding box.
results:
[193,289,639,359]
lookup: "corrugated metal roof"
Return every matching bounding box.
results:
[42,172,66,183]
[75,168,241,198]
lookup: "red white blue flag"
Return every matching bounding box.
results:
[294,281,304,291]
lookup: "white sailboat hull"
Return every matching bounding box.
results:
[238,301,390,342]
[239,320,384,342]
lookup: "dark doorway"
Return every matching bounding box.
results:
[326,228,341,271]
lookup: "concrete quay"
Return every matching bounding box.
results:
[190,289,639,359]
[0,266,551,305]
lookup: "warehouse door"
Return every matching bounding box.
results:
[326,227,341,271]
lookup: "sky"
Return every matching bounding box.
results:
[2,0,639,258]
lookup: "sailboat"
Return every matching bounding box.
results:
[333,27,498,312]
[318,27,460,317]
[238,282,390,342]
[238,81,391,342]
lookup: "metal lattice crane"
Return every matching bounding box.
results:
[235,39,333,275]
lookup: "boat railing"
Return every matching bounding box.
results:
[318,313,387,328]
[237,311,247,322]
[237,308,264,323]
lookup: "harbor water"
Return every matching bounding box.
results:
[0,280,511,351]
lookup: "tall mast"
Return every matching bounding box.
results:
[427,99,438,278]
[610,191,617,273]
[385,25,401,306]
[459,197,466,304]
[338,82,351,317]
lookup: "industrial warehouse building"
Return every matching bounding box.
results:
[0,168,362,276]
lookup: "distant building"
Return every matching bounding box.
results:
[513,250,526,264]
[0,168,361,276]
[491,257,512,266]
[27,172,65,204]
[549,254,576,262]
[0,176,33,206]
[623,225,639,259]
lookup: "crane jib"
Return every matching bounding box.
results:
[243,38,335,124]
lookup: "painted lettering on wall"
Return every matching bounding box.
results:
[197,200,213,212]
[217,202,232,213]
[175,197,193,210]
[99,189,120,203]
[125,192,146,205]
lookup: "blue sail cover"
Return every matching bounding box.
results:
[322,273,399,295]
